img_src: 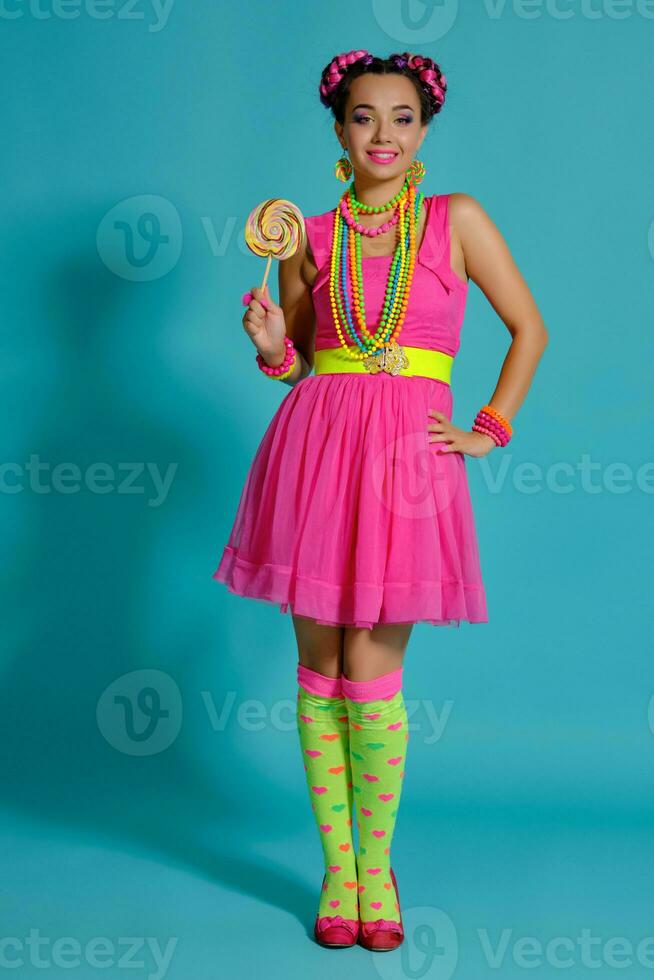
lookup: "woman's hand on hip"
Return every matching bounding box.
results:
[427,409,496,458]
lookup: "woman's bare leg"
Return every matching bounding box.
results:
[342,622,413,680]
[292,613,344,676]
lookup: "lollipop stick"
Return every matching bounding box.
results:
[260,252,273,292]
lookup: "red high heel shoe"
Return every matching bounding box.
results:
[313,873,360,948]
[358,866,405,952]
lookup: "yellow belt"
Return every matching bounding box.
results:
[314,343,453,384]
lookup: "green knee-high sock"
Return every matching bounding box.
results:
[296,663,358,921]
[342,667,409,923]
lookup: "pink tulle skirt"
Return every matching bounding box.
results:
[213,372,488,628]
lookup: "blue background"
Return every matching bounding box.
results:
[2,1,653,977]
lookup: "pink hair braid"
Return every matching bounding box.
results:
[319,49,374,108]
[390,52,447,115]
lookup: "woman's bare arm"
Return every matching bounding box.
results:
[451,193,549,421]
[428,194,549,456]
[269,236,317,388]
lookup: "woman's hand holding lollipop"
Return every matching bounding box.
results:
[241,198,306,367]
[242,284,288,366]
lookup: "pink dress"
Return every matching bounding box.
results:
[213,193,488,628]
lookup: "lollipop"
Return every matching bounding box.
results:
[241,198,305,309]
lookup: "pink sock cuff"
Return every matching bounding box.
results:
[341,667,403,702]
[297,662,342,698]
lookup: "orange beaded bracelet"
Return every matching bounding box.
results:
[481,404,512,435]
[472,404,513,447]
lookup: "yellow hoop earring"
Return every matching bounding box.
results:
[335,152,353,183]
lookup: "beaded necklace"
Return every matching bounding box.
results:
[328,177,425,375]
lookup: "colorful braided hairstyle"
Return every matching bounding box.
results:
[319,49,447,125]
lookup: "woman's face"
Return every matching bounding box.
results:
[335,73,427,186]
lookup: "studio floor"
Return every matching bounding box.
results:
[3,803,652,979]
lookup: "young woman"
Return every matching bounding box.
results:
[214,50,548,951]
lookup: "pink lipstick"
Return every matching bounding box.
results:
[366,151,398,165]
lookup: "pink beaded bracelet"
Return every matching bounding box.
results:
[473,423,506,447]
[475,416,510,446]
[472,407,512,447]
[473,421,509,447]
[256,335,298,380]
